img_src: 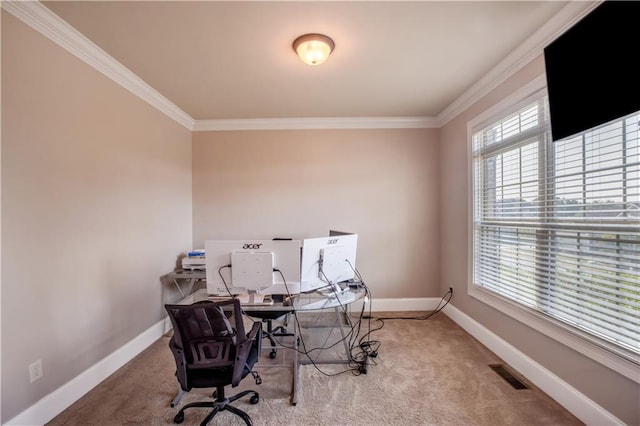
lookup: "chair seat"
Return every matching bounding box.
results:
[244,309,291,321]
[244,309,294,359]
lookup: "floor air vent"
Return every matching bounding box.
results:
[489,364,528,390]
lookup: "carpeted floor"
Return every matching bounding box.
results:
[47,310,583,425]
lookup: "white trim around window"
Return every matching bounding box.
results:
[467,75,640,384]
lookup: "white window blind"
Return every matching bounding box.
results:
[472,91,640,359]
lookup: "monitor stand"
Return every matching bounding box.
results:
[320,282,347,298]
[238,290,265,305]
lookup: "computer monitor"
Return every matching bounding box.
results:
[300,232,358,293]
[205,239,301,296]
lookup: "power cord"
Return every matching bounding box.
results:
[361,287,453,321]
[345,263,382,374]
[218,261,382,377]
[216,264,452,375]
[269,268,381,377]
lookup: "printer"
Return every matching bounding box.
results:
[182,249,205,270]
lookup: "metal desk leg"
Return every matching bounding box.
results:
[292,317,299,406]
[172,278,186,298]
[172,277,198,298]
[335,306,352,362]
[298,306,353,367]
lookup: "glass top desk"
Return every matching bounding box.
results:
[175,285,366,406]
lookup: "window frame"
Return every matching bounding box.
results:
[467,75,640,382]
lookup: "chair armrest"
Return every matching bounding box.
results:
[246,320,261,342]
[231,321,262,387]
[168,336,190,392]
[248,320,262,356]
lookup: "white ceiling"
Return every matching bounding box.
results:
[36,1,589,126]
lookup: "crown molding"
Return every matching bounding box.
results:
[1,0,195,130]
[437,1,600,127]
[193,116,439,131]
[3,1,599,133]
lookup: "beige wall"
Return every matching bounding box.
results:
[439,55,640,425]
[3,5,637,424]
[1,13,192,421]
[192,129,440,299]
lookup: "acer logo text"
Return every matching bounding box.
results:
[242,243,263,250]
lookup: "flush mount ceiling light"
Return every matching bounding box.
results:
[292,33,335,66]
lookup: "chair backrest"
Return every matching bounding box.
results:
[165,299,253,389]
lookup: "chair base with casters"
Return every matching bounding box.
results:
[172,385,259,426]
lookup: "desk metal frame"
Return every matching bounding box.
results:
[167,269,205,298]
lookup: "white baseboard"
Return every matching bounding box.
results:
[356,296,443,313]
[6,319,167,426]
[7,298,621,426]
[5,295,443,424]
[443,304,623,426]
[164,315,173,334]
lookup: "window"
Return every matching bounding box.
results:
[471,86,640,379]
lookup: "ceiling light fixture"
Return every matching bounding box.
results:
[292,33,335,66]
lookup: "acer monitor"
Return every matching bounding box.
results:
[300,232,358,293]
[205,239,301,296]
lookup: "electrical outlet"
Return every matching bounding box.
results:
[29,359,43,383]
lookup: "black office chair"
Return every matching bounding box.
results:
[165,299,262,426]
[244,307,295,359]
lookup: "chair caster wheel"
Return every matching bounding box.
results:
[250,394,260,404]
[269,350,277,359]
[173,412,184,424]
